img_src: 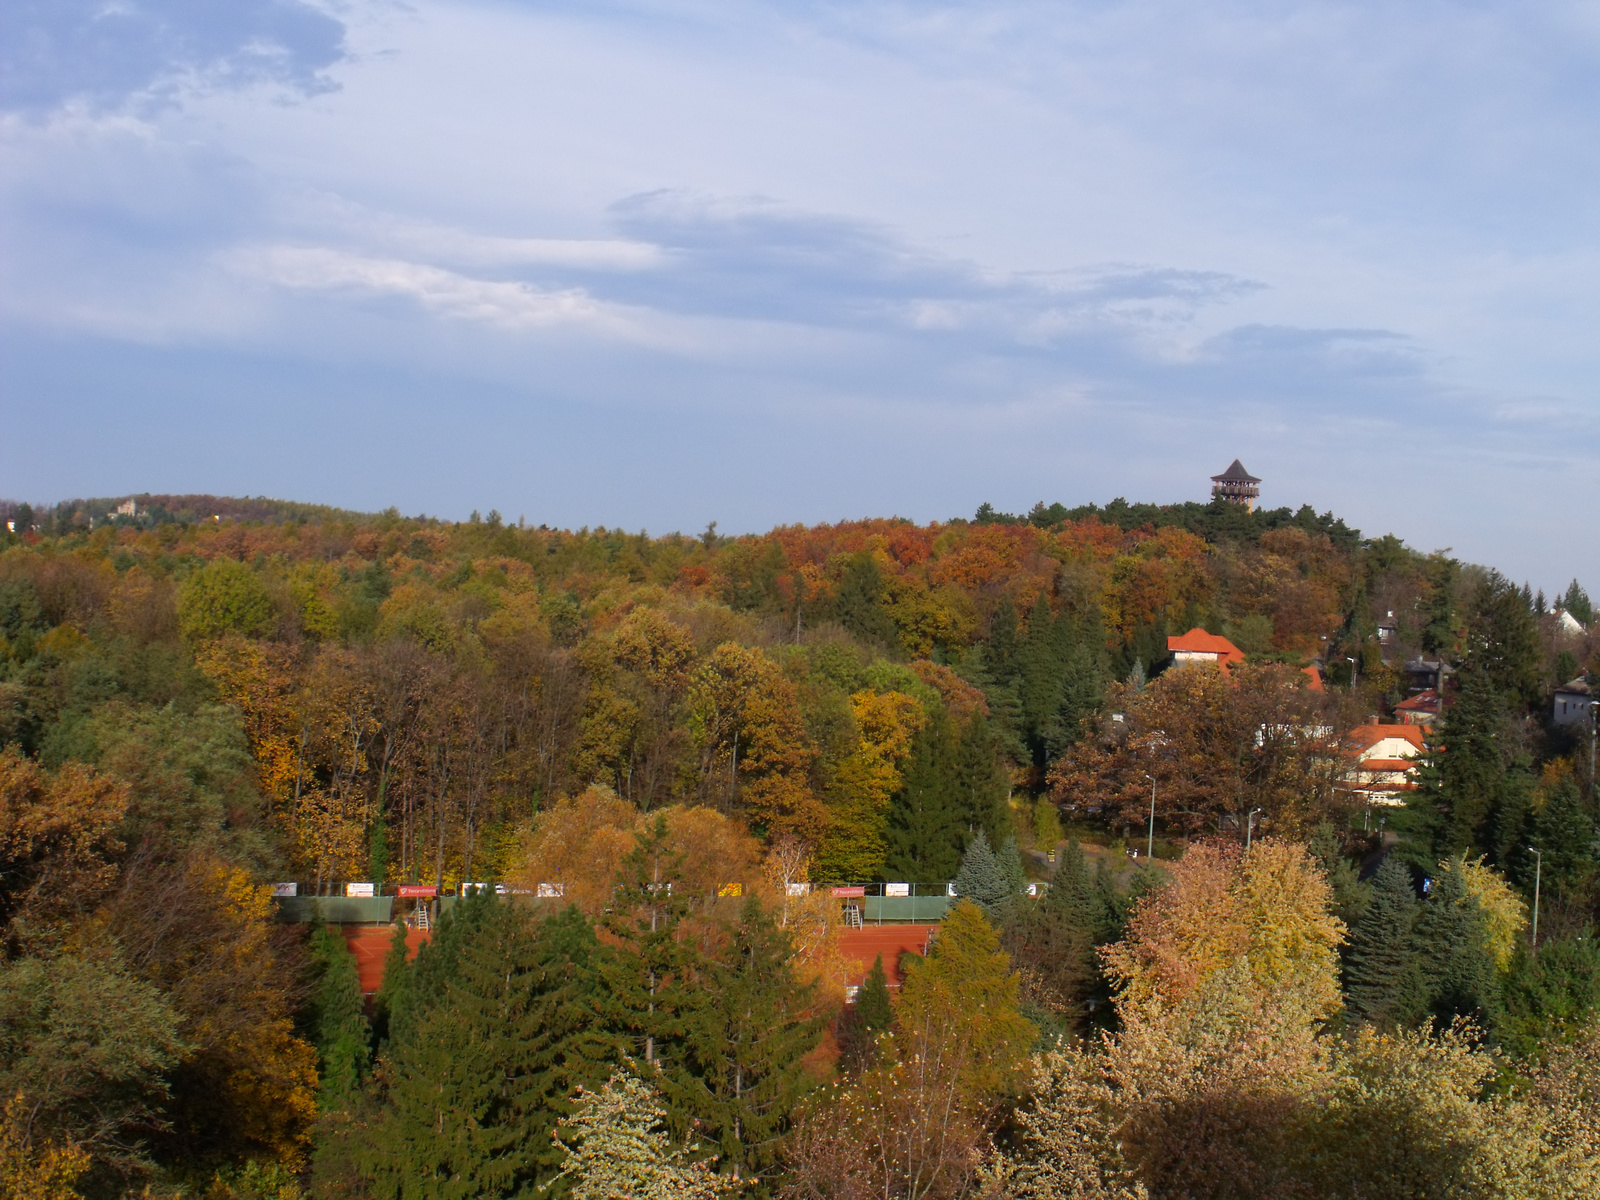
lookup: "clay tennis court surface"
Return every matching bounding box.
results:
[339,921,938,996]
[836,924,938,988]
[340,925,428,995]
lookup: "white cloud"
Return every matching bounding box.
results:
[226,244,608,328]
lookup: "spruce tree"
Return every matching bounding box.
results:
[950,713,1011,843]
[1562,579,1593,626]
[1343,856,1419,1028]
[987,597,1021,687]
[1398,858,1501,1032]
[1309,821,1371,928]
[953,829,1011,913]
[839,954,893,1072]
[304,923,371,1109]
[601,816,695,1072]
[364,901,620,1199]
[997,836,1027,896]
[884,713,963,880]
[1531,775,1599,900]
[1046,839,1112,943]
[668,896,825,1185]
[834,553,898,647]
[856,954,893,1037]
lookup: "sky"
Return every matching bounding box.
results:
[1,1,1597,591]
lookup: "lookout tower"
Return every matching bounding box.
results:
[1210,459,1261,510]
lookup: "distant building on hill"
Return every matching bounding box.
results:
[1394,689,1440,727]
[1554,677,1596,727]
[1210,459,1261,509]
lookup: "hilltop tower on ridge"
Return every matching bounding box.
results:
[1210,459,1261,510]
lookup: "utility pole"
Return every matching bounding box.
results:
[1528,846,1543,948]
[1144,773,1156,859]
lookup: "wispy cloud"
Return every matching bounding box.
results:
[227,245,609,329]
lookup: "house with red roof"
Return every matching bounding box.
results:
[1394,689,1440,727]
[1342,721,1428,805]
[1167,628,1246,670]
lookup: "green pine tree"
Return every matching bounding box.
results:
[834,553,899,647]
[1498,935,1600,1059]
[601,816,695,1072]
[375,888,496,1051]
[997,836,1026,895]
[884,713,963,880]
[1046,839,1113,943]
[668,896,825,1186]
[1398,858,1501,1032]
[1561,578,1593,626]
[857,954,893,1036]
[304,923,371,1109]
[1309,821,1372,928]
[1531,775,1599,901]
[987,597,1021,687]
[839,953,893,1072]
[1343,856,1419,1028]
[950,713,1011,843]
[953,828,1011,913]
[364,901,620,1199]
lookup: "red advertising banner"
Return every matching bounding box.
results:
[397,885,438,898]
[831,885,866,898]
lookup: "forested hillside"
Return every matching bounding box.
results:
[2,493,1596,1198]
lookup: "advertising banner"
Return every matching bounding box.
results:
[272,882,298,897]
[397,885,437,898]
[786,882,811,896]
[831,885,866,898]
[885,882,910,897]
[345,882,375,897]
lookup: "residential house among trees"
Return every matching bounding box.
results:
[1554,676,1596,727]
[1166,628,1247,670]
[1393,688,1440,727]
[1342,720,1427,805]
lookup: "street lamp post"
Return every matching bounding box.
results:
[1144,773,1156,860]
[1245,807,1263,850]
[1346,655,1358,692]
[1528,846,1543,948]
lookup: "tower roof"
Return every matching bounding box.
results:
[1211,459,1261,484]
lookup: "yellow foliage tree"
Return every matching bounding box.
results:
[1103,839,1344,1024]
[818,690,925,880]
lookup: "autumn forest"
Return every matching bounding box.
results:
[2,491,1597,1199]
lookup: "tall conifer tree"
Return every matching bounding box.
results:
[953,829,1011,913]
[885,714,963,880]
[669,896,825,1186]
[1398,859,1501,1032]
[1343,856,1419,1028]
[602,816,694,1071]
[364,901,620,1199]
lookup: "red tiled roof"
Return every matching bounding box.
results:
[1344,724,1427,754]
[1167,628,1246,667]
[1395,689,1439,713]
[1302,665,1325,693]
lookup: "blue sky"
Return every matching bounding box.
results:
[2,1,1596,589]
